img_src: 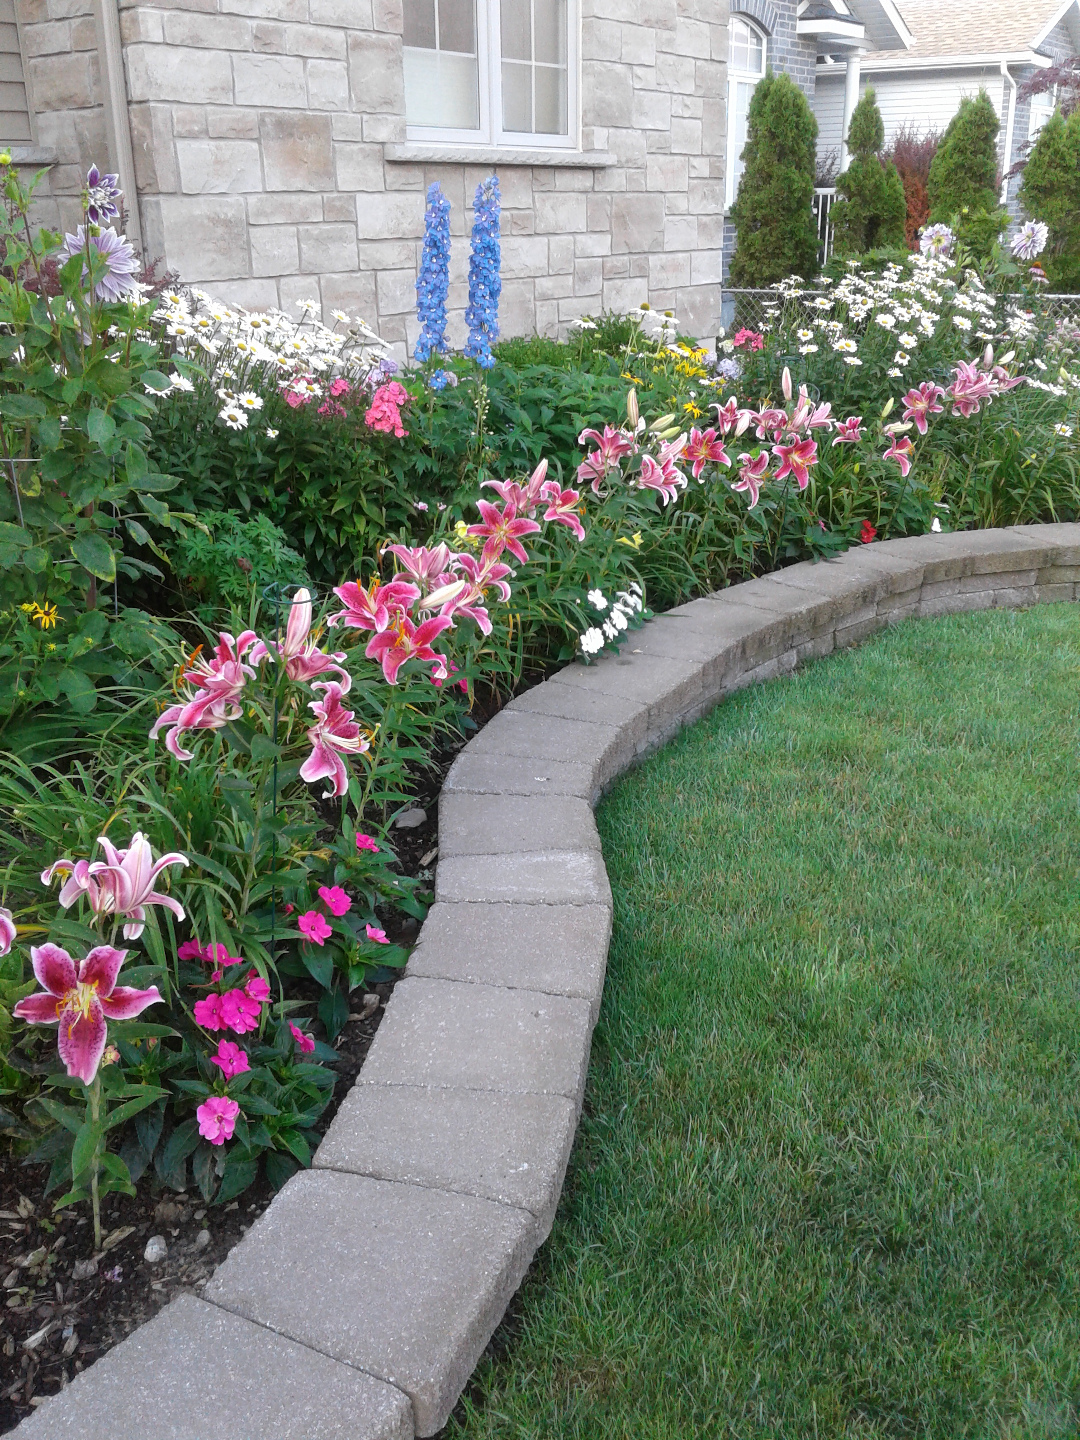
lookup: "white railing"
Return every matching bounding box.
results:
[813,187,836,267]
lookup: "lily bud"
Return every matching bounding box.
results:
[649,413,676,433]
[735,409,752,438]
[983,343,994,367]
[658,426,682,441]
[421,578,467,610]
[626,389,639,428]
[781,366,793,401]
[999,349,1015,365]
[529,457,548,487]
[881,397,895,419]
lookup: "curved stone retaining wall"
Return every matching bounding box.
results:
[19,523,1080,1440]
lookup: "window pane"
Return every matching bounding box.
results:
[404,47,480,127]
[502,59,531,130]
[403,0,436,49]
[747,25,762,71]
[438,0,475,54]
[533,0,565,65]
[534,64,566,133]
[502,0,531,62]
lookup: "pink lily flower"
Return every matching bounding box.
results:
[149,631,259,761]
[300,682,370,798]
[539,481,585,540]
[987,365,1024,396]
[318,884,352,916]
[683,427,731,479]
[484,459,550,515]
[298,910,333,945]
[901,382,946,435]
[753,408,789,443]
[327,578,421,634]
[712,399,753,437]
[772,437,818,490]
[13,942,161,1085]
[366,614,453,685]
[382,543,460,589]
[883,434,915,476]
[0,906,16,956]
[731,451,770,507]
[832,416,864,445]
[946,360,993,418]
[42,832,188,941]
[805,400,834,431]
[466,499,541,565]
[289,1022,316,1053]
[577,426,635,493]
[250,588,352,692]
[209,1039,250,1079]
[197,1096,240,1146]
[439,554,513,636]
[636,453,683,506]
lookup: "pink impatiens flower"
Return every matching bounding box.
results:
[366,923,389,944]
[197,1095,240,1146]
[318,885,352,917]
[244,972,271,1004]
[356,834,380,853]
[289,1022,316,1054]
[209,1039,250,1079]
[193,993,226,1031]
[42,831,188,941]
[298,910,333,945]
[300,682,370,798]
[13,943,161,1085]
[220,987,261,1035]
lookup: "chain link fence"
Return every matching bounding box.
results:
[719,288,1080,339]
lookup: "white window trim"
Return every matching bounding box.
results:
[725,16,767,208]
[404,0,579,150]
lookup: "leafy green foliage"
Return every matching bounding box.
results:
[729,71,820,287]
[1017,107,1080,293]
[830,89,907,256]
[172,511,309,617]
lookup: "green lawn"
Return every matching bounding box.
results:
[446,606,1080,1440]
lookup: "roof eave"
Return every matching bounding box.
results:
[856,50,1055,71]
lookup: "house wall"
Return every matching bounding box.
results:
[9,0,731,352]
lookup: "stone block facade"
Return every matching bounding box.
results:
[11,0,732,352]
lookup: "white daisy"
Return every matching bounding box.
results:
[218,405,248,430]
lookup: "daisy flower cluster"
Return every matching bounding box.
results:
[578,583,645,657]
[152,290,395,433]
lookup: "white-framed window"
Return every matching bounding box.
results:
[726,15,767,207]
[1028,85,1056,140]
[403,0,577,147]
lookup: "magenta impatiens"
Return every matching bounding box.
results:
[197,1095,240,1146]
[298,910,333,945]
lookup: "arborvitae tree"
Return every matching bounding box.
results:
[830,88,907,255]
[927,90,1000,220]
[729,70,820,286]
[1018,107,1080,292]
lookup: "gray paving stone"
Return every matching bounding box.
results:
[506,675,650,750]
[314,1082,577,1235]
[406,899,609,1007]
[438,792,600,858]
[206,1170,535,1438]
[881,527,1051,580]
[545,650,704,722]
[443,750,600,802]
[1014,522,1080,565]
[436,849,612,906]
[466,709,625,767]
[360,976,595,1102]
[958,568,1036,592]
[12,1293,412,1440]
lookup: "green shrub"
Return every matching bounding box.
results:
[830,88,907,255]
[927,90,1007,257]
[171,511,309,617]
[1017,108,1080,292]
[729,70,820,286]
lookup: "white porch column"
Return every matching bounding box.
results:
[839,50,863,173]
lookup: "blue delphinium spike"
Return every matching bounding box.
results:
[464,176,501,369]
[414,182,451,363]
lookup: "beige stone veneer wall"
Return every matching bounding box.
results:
[12,0,730,352]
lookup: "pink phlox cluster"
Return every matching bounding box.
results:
[731,328,764,351]
[364,381,409,437]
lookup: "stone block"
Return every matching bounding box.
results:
[348,29,404,112]
[248,190,323,222]
[162,10,251,47]
[546,651,704,746]
[298,221,358,271]
[646,152,688,191]
[171,104,208,138]
[26,51,95,109]
[621,21,655,63]
[206,1169,536,1437]
[436,849,611,907]
[438,793,599,859]
[957,568,1037,593]
[148,195,250,282]
[315,1082,577,1233]
[875,528,1054,582]
[376,266,417,315]
[582,60,632,127]
[221,0,306,19]
[253,20,287,51]
[208,107,261,138]
[128,103,177,191]
[286,21,347,57]
[361,976,595,1100]
[308,57,350,109]
[649,250,690,288]
[176,139,262,193]
[443,750,599,802]
[261,110,334,189]
[501,233,550,279]
[250,223,298,274]
[11,1293,412,1440]
[311,0,373,22]
[234,52,307,106]
[320,269,378,318]
[507,674,649,745]
[463,708,628,786]
[124,43,232,104]
[1015,522,1080,565]
[356,188,424,240]
[406,899,610,1012]
[118,10,162,44]
[532,191,588,234]
[611,191,664,252]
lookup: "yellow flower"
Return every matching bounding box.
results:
[19,602,35,613]
[32,602,58,630]
[46,643,56,652]
[617,532,643,550]
[683,401,702,418]
[0,151,11,167]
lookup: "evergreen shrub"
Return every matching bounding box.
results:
[830,88,907,256]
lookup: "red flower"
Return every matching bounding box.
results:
[860,519,877,544]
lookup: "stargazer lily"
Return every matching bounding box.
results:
[366,614,453,685]
[327,577,420,634]
[149,630,258,760]
[299,682,370,798]
[41,832,188,940]
[250,588,352,691]
[14,943,161,1084]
